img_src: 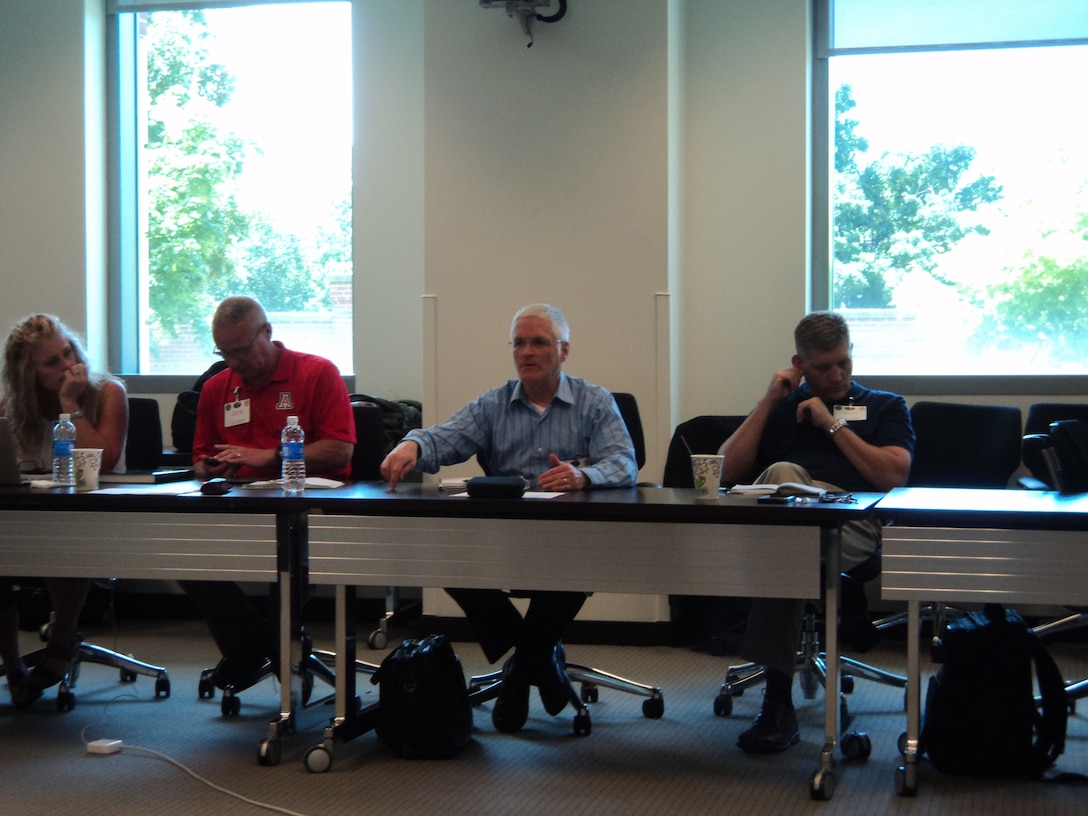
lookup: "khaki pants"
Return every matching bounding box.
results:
[740,462,880,677]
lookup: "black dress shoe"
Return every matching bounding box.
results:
[840,615,882,653]
[211,643,275,691]
[535,643,577,717]
[492,655,530,733]
[737,700,800,753]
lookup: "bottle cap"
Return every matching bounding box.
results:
[59,413,71,421]
[287,415,299,425]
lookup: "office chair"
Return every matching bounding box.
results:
[199,401,390,717]
[1021,418,1088,707]
[872,401,1024,659]
[348,399,420,649]
[0,397,172,710]
[663,415,749,651]
[1020,403,1088,489]
[466,392,665,735]
[665,417,905,751]
[126,396,166,471]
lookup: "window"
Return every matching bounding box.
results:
[814,0,1088,380]
[110,1,352,375]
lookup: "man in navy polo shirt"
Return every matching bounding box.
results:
[719,311,915,753]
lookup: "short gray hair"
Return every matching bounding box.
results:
[510,304,570,343]
[213,296,267,331]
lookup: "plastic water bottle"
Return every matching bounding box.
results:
[52,412,77,486]
[281,415,306,494]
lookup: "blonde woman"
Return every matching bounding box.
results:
[0,314,127,707]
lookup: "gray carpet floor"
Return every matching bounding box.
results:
[2,615,1086,815]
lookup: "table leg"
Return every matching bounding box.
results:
[334,583,359,725]
[896,599,921,796]
[259,511,308,766]
[811,525,840,800]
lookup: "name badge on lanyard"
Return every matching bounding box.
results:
[224,399,251,428]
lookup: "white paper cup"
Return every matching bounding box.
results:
[691,454,723,499]
[73,448,104,491]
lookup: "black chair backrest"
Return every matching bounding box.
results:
[350,401,386,481]
[126,397,164,471]
[662,415,747,488]
[907,401,1022,488]
[1047,419,1088,494]
[611,392,646,472]
[1024,402,1088,436]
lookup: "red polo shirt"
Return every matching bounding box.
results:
[193,342,355,480]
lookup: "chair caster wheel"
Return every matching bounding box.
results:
[155,675,171,698]
[581,684,599,704]
[573,706,592,736]
[841,674,855,694]
[257,738,281,766]
[121,668,137,683]
[642,694,664,719]
[713,692,733,717]
[368,629,387,650]
[895,765,917,796]
[810,768,835,800]
[841,731,871,760]
[930,639,946,662]
[304,745,333,773]
[198,670,216,699]
[57,690,75,711]
[222,693,241,717]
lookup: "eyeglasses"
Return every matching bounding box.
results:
[213,324,267,360]
[511,337,566,351]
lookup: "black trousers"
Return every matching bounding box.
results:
[177,580,276,659]
[444,588,588,665]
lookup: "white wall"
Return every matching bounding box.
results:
[0,0,107,356]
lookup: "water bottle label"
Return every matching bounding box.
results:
[53,440,74,457]
[283,441,304,461]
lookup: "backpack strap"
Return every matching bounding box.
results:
[1027,630,1067,776]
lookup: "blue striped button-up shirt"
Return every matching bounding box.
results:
[404,373,637,489]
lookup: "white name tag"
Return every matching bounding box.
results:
[834,403,867,421]
[224,399,251,428]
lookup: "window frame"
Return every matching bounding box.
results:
[811,0,1088,396]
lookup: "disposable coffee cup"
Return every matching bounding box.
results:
[691,454,723,499]
[73,448,103,491]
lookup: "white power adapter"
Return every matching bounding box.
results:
[87,739,123,755]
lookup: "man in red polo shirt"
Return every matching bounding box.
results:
[181,296,355,689]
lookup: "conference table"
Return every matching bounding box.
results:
[0,480,881,799]
[876,486,1088,796]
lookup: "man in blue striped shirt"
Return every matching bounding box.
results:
[381,303,637,732]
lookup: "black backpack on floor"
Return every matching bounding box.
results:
[371,635,473,759]
[921,605,1067,778]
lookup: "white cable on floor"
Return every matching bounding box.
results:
[80,721,312,816]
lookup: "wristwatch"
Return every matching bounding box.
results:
[827,418,848,436]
